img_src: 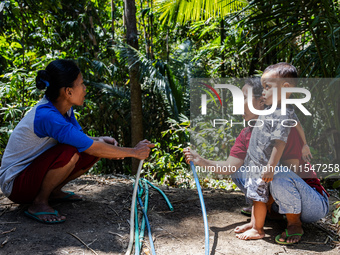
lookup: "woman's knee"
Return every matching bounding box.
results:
[270,175,294,199]
[68,152,80,166]
[54,144,80,166]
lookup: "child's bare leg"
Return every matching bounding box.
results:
[235,205,254,233]
[236,201,266,240]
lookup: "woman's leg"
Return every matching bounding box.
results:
[9,144,98,223]
[50,152,99,199]
[231,167,247,194]
[270,169,329,243]
[29,153,80,222]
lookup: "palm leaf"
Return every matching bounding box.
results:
[156,0,248,25]
[114,42,185,120]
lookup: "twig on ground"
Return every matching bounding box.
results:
[0,207,9,217]
[1,228,16,235]
[108,206,119,217]
[328,235,340,244]
[109,231,126,247]
[86,238,97,247]
[0,222,20,224]
[0,236,9,247]
[325,236,330,244]
[108,231,125,238]
[78,184,90,192]
[67,232,98,255]
[311,222,338,239]
[155,211,173,214]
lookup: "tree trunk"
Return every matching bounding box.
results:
[111,0,116,69]
[220,18,225,77]
[334,101,340,164]
[149,0,154,60]
[124,0,143,174]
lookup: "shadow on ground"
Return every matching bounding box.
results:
[0,175,338,255]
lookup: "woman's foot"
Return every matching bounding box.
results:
[234,222,253,233]
[27,203,66,223]
[236,228,265,240]
[276,225,304,244]
[241,207,252,216]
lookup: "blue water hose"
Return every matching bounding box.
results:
[139,179,149,245]
[141,178,174,211]
[190,161,209,255]
[135,180,148,255]
[137,187,156,255]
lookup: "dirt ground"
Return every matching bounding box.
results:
[0,174,340,255]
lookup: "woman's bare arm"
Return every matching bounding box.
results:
[85,140,154,160]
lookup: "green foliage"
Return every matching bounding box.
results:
[1,0,340,211]
[332,202,340,225]
[156,0,248,26]
[143,116,189,187]
[142,116,238,190]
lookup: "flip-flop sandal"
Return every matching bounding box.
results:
[241,207,252,216]
[51,191,83,202]
[24,210,65,224]
[275,229,303,245]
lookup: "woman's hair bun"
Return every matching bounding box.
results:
[36,70,51,90]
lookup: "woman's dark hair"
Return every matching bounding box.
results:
[36,59,80,102]
[245,77,262,99]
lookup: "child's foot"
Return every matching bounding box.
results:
[234,222,253,233]
[236,228,265,240]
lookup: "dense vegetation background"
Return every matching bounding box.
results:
[0,0,339,194]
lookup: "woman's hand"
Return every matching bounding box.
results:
[302,144,312,162]
[133,139,155,160]
[99,136,119,146]
[98,136,122,159]
[183,147,201,165]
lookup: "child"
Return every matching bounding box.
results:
[236,62,308,240]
